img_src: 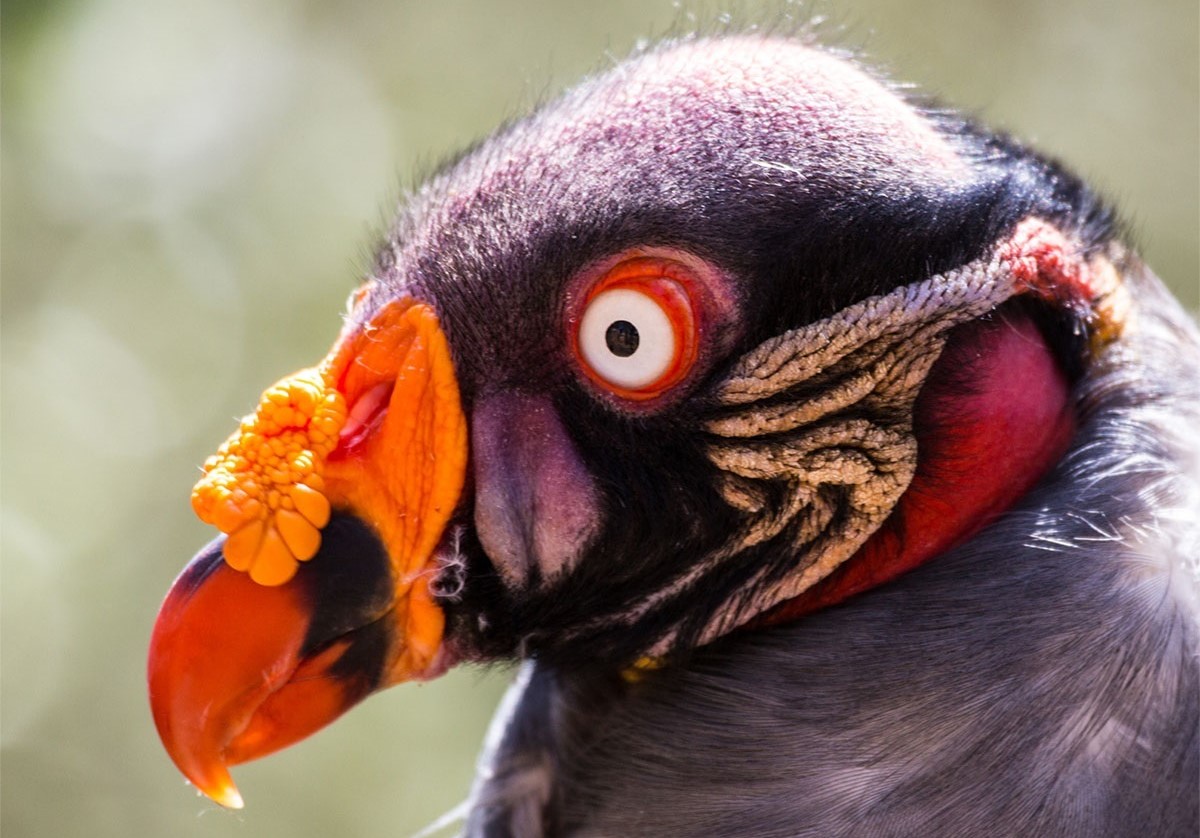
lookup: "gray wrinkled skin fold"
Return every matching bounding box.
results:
[565,234,1038,656]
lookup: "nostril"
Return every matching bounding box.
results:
[334,381,394,457]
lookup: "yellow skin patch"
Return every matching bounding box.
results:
[191,368,344,585]
[620,656,666,683]
[190,298,468,682]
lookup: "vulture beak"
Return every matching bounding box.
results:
[147,297,468,808]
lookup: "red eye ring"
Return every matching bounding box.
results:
[572,257,700,401]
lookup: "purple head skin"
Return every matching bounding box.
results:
[333,33,1119,671]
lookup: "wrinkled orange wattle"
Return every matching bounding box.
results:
[189,298,467,675]
[321,298,469,678]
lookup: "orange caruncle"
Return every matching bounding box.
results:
[191,367,344,586]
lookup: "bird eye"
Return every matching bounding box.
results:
[574,259,699,400]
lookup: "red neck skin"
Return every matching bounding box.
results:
[757,307,1076,628]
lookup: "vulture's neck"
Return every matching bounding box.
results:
[760,308,1077,626]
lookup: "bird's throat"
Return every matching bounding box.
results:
[757,306,1077,626]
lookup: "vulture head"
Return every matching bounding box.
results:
[148,34,1197,829]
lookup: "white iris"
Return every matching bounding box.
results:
[578,288,676,390]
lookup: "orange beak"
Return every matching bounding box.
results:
[148,298,468,808]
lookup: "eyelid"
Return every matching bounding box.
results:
[571,258,699,401]
[564,247,742,411]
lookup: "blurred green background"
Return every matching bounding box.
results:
[2,1,1196,836]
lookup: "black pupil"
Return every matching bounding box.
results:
[605,320,640,357]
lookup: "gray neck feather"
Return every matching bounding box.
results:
[465,261,1200,837]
